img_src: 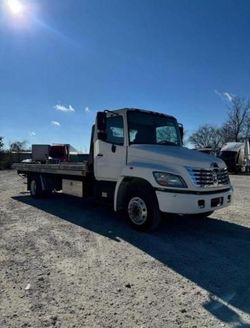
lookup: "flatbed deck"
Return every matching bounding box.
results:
[13,162,88,177]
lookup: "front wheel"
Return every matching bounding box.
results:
[126,187,161,231]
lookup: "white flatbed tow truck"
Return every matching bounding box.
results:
[14,108,233,231]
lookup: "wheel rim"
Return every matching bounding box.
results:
[128,197,148,225]
[31,180,37,195]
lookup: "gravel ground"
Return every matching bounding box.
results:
[0,170,250,328]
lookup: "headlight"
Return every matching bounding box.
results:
[153,172,187,188]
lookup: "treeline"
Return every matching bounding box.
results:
[189,96,250,151]
[0,138,27,169]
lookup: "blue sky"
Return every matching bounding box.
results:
[0,0,250,152]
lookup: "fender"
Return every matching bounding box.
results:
[114,163,174,211]
[114,176,127,212]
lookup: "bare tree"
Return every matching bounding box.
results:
[189,125,224,151]
[9,140,27,162]
[245,116,250,138]
[0,137,3,152]
[10,141,27,153]
[222,96,250,142]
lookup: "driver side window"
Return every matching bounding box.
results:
[106,116,124,145]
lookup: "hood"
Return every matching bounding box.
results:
[128,145,225,170]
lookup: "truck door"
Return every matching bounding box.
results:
[94,115,126,181]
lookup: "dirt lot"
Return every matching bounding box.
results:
[0,170,250,328]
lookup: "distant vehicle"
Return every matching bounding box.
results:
[32,144,71,163]
[49,144,70,162]
[13,108,233,231]
[32,144,50,163]
[219,140,250,173]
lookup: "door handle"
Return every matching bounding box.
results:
[97,153,103,157]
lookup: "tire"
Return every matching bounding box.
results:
[125,185,161,231]
[30,176,43,198]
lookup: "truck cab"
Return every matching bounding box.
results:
[91,108,233,229]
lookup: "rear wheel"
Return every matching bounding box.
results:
[126,186,161,231]
[30,176,43,198]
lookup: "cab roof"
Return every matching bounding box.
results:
[105,108,177,121]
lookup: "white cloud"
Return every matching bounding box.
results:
[85,106,90,113]
[54,104,75,112]
[224,92,233,102]
[214,89,222,97]
[29,131,36,136]
[214,89,234,102]
[51,121,61,127]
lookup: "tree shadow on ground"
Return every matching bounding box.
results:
[13,194,250,327]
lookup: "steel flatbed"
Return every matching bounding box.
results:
[13,162,88,177]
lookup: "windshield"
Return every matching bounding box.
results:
[127,111,181,146]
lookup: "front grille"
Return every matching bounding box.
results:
[186,167,230,187]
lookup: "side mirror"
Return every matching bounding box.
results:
[97,112,106,131]
[178,123,184,143]
[97,112,107,141]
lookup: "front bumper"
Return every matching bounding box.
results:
[156,187,233,214]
